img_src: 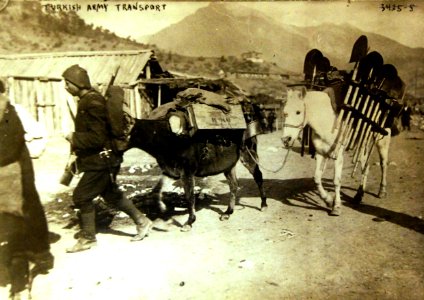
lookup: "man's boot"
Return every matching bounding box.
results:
[66,210,97,253]
[66,235,96,253]
[131,215,153,242]
[115,195,153,242]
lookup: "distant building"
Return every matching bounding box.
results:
[241,51,263,63]
[225,71,290,80]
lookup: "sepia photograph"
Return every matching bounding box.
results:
[0,0,423,299]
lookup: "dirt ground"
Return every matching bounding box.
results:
[1,118,424,300]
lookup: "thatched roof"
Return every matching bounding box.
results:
[0,50,163,85]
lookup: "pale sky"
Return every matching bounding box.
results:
[77,1,209,40]
[251,1,424,48]
[70,1,424,48]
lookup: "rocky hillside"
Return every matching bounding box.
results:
[0,1,148,54]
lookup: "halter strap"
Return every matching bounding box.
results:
[282,100,307,130]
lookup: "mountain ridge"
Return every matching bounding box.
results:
[1,1,422,97]
[146,2,424,96]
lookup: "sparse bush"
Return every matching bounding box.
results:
[53,40,63,48]
[21,12,29,20]
[183,63,192,71]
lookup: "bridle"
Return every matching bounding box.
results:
[281,100,307,149]
[250,99,306,173]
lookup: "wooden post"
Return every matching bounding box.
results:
[45,81,55,136]
[20,80,27,106]
[130,88,137,118]
[7,77,15,103]
[35,79,44,132]
[53,81,62,135]
[28,80,37,120]
[134,88,142,119]
[157,84,162,107]
[145,64,151,79]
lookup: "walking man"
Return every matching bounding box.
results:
[62,65,152,253]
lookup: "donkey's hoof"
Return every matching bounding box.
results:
[219,214,231,221]
[352,192,363,204]
[181,223,192,232]
[378,190,387,199]
[329,206,341,216]
[260,204,268,212]
[323,195,333,208]
[353,186,364,204]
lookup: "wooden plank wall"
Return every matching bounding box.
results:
[7,77,73,136]
[6,77,153,136]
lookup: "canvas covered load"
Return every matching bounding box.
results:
[182,88,246,131]
[148,88,247,136]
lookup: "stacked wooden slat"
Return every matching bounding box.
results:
[301,35,406,174]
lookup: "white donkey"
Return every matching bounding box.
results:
[281,86,393,216]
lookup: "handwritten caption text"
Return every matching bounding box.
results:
[42,3,167,13]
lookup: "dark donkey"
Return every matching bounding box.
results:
[128,116,267,231]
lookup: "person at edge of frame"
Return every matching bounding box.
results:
[62,64,153,253]
[267,110,276,132]
[401,105,412,131]
[0,79,54,300]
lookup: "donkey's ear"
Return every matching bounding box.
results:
[301,86,307,98]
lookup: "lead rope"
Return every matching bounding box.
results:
[245,100,306,173]
[244,128,302,173]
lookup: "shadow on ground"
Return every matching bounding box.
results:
[46,174,424,237]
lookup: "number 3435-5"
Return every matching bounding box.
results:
[381,3,417,12]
